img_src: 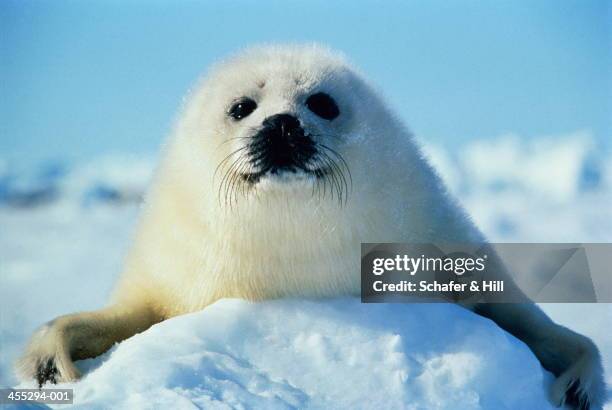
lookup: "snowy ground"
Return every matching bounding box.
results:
[0,132,610,409]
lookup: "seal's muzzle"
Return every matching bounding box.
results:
[245,113,318,181]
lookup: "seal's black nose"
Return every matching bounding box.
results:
[262,114,302,138]
[249,113,316,174]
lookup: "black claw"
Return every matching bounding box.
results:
[36,358,58,388]
[565,379,590,410]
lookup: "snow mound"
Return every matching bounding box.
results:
[19,299,554,410]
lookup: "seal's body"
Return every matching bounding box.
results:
[18,45,604,409]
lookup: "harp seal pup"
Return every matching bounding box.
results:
[17,44,604,409]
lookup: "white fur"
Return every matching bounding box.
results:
[113,44,480,316]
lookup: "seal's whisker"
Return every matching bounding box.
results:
[318,153,341,204]
[318,143,352,191]
[315,144,351,206]
[230,154,251,208]
[312,155,328,201]
[319,150,346,206]
[216,135,254,150]
[220,154,245,208]
[214,146,248,184]
[231,156,252,206]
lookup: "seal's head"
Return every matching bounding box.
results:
[174,44,397,209]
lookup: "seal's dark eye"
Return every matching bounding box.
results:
[305,92,339,120]
[229,98,257,120]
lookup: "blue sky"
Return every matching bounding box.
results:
[1,0,610,162]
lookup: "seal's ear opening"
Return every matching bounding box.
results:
[306,93,340,120]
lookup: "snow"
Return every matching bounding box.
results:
[1,132,610,409]
[14,300,554,409]
[422,130,612,242]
